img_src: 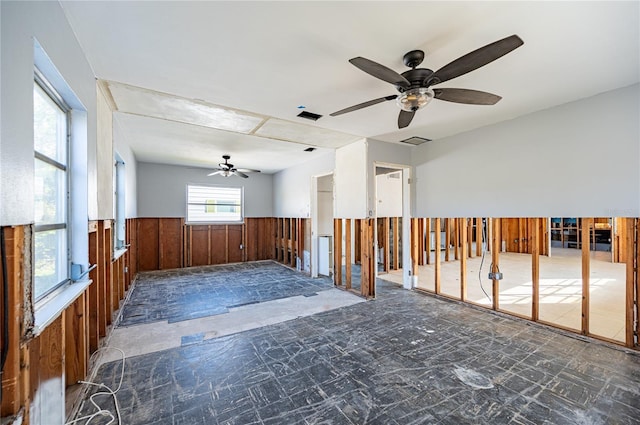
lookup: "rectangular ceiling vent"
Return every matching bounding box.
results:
[297,111,322,121]
[399,136,432,146]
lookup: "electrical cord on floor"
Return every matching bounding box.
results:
[65,347,126,425]
[478,219,492,303]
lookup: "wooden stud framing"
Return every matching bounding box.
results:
[411,218,419,282]
[1,226,25,417]
[582,218,591,335]
[467,218,473,258]
[491,218,500,310]
[445,218,451,262]
[425,218,431,265]
[476,218,483,257]
[383,218,390,271]
[626,217,636,347]
[532,218,540,321]
[360,219,376,298]
[636,218,639,348]
[460,218,468,301]
[88,223,99,353]
[454,219,460,261]
[393,217,400,270]
[97,221,107,335]
[435,218,441,294]
[345,219,352,289]
[334,219,343,286]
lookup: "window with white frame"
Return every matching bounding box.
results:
[33,72,70,300]
[187,185,243,223]
[113,154,126,250]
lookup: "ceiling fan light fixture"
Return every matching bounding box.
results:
[396,87,434,112]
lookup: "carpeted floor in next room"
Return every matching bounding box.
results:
[73,261,640,425]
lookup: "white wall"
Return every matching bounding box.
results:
[0,1,96,226]
[334,139,368,218]
[113,119,137,218]
[272,151,334,217]
[376,172,402,217]
[413,84,640,217]
[95,86,114,219]
[137,162,273,218]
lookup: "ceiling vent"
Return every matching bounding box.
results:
[399,136,432,146]
[297,111,322,121]
[304,147,316,152]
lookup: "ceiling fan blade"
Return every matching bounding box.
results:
[434,88,502,105]
[349,57,410,88]
[398,110,415,129]
[235,168,261,173]
[330,95,397,117]
[428,35,524,86]
[233,170,249,179]
[207,170,224,176]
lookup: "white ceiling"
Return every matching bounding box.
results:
[61,1,639,173]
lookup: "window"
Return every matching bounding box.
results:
[113,154,125,250]
[33,71,70,300]
[187,185,242,223]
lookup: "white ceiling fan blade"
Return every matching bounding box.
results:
[235,168,261,173]
[207,170,225,176]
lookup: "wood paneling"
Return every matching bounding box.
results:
[190,225,211,266]
[137,218,159,271]
[210,226,227,264]
[159,218,183,269]
[65,293,87,385]
[227,225,243,263]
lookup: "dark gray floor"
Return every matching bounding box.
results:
[78,263,640,424]
[119,261,333,326]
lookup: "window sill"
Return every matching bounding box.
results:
[113,247,128,261]
[33,279,92,336]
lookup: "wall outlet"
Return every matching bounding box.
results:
[488,272,503,280]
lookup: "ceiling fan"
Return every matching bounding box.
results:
[207,155,261,178]
[330,34,524,129]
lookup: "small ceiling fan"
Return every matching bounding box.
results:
[207,155,261,178]
[330,34,524,129]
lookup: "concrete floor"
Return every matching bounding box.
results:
[380,248,627,342]
[74,260,640,424]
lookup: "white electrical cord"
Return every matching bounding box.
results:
[65,347,126,425]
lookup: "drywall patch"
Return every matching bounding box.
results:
[453,367,494,389]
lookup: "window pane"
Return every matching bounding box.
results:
[33,83,67,165]
[34,159,67,225]
[34,229,68,299]
[187,185,242,222]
